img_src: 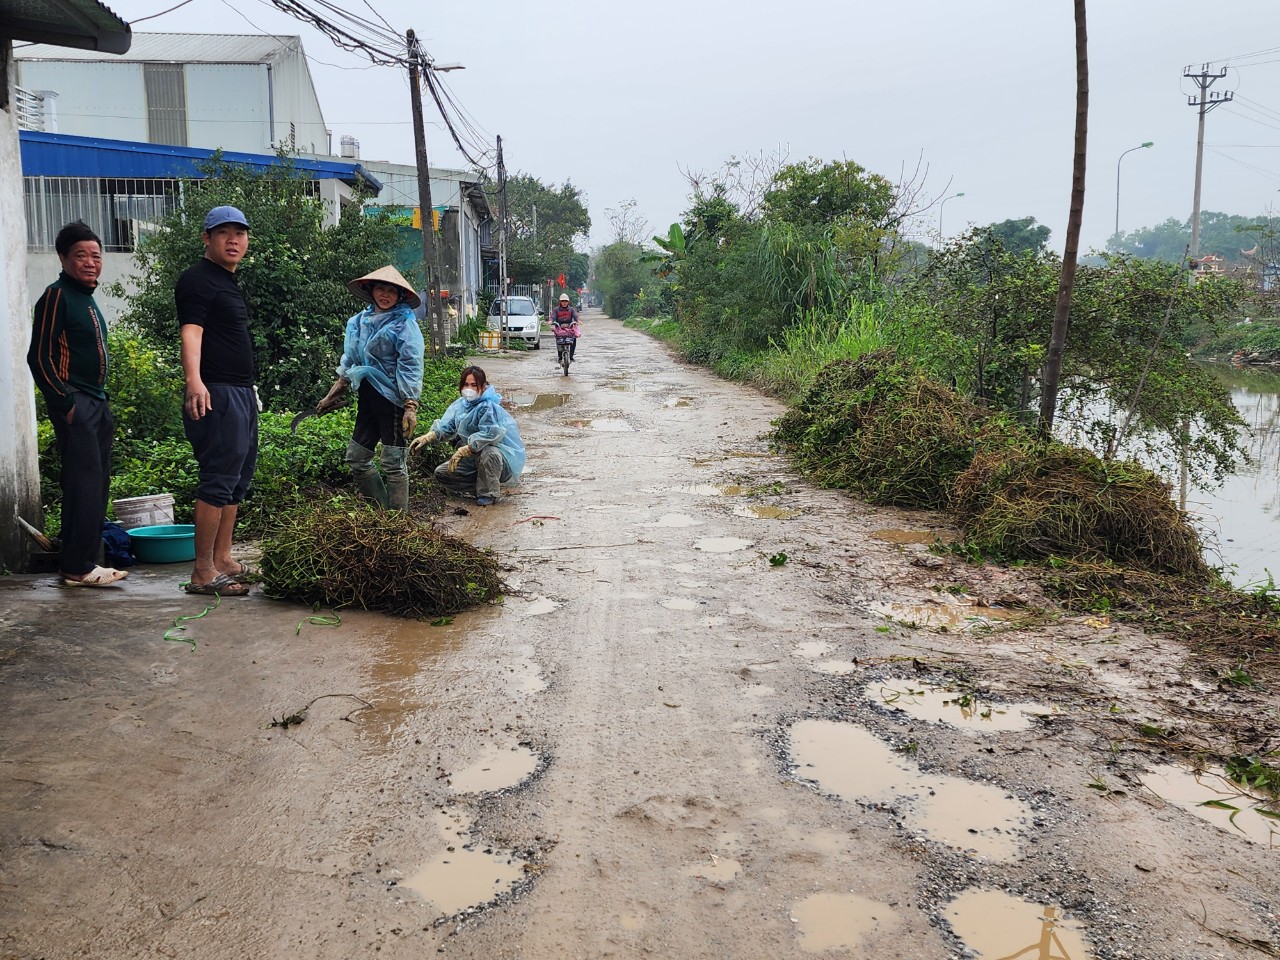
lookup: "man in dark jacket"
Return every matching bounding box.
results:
[27,221,127,587]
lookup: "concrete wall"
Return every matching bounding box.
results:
[1,39,43,572]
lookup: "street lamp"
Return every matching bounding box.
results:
[1114,141,1153,238]
[939,192,965,239]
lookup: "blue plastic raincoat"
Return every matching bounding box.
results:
[430,384,526,484]
[335,302,424,405]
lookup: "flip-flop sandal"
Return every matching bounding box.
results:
[183,574,250,597]
[227,560,258,584]
[63,566,128,587]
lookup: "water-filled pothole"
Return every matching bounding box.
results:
[945,888,1094,959]
[401,808,528,916]
[865,679,1056,733]
[449,745,540,793]
[791,891,901,952]
[677,483,749,496]
[1141,763,1280,846]
[649,514,703,528]
[511,393,571,411]
[660,597,701,611]
[520,596,559,616]
[589,418,633,432]
[788,719,1028,860]
[732,504,801,520]
[694,537,754,553]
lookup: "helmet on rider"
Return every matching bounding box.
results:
[559,293,570,303]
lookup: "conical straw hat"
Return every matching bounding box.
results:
[348,265,421,309]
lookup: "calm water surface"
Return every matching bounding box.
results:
[1192,365,1280,587]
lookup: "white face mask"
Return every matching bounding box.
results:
[461,387,479,400]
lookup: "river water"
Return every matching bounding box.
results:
[1191,364,1280,588]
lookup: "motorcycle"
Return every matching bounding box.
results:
[552,322,578,376]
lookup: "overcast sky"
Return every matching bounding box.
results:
[107,0,1280,253]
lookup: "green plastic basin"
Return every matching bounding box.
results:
[127,524,196,564]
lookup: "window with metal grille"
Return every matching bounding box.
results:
[144,63,187,146]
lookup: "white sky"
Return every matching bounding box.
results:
[105,0,1280,253]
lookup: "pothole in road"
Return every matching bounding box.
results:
[1140,763,1280,846]
[788,719,1029,860]
[693,450,773,466]
[790,891,902,952]
[944,889,1094,959]
[648,513,703,528]
[694,537,754,553]
[401,808,528,918]
[448,745,540,794]
[565,417,634,431]
[659,597,702,611]
[733,504,802,520]
[676,483,750,496]
[865,679,1056,733]
[520,596,559,616]
[510,393,571,411]
[866,599,1022,631]
[869,528,957,545]
[664,397,696,408]
[686,853,740,883]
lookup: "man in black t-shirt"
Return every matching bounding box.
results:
[176,205,258,597]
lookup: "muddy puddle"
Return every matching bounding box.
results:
[520,596,559,616]
[866,599,1022,631]
[509,393,571,411]
[587,418,634,432]
[870,528,956,546]
[401,808,528,917]
[449,744,540,794]
[676,483,750,496]
[865,679,1056,732]
[732,503,801,520]
[648,513,703,528]
[686,853,740,883]
[659,597,702,611]
[945,888,1094,959]
[791,891,902,952]
[693,537,754,553]
[1141,763,1280,847]
[693,450,773,466]
[663,397,695,408]
[789,719,1029,860]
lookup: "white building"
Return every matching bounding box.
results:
[16,32,328,154]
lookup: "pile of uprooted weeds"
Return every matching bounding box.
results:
[259,498,502,618]
[775,350,1012,509]
[952,443,1209,577]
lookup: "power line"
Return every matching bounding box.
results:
[129,0,198,25]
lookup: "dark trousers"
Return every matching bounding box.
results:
[50,393,112,575]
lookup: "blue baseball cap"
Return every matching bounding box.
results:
[203,205,250,231]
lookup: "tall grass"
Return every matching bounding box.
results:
[749,299,887,401]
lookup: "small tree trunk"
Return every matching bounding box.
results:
[1038,0,1089,439]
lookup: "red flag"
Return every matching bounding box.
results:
[557,273,566,288]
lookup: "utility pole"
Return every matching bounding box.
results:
[1185,64,1232,266]
[497,135,509,350]
[406,28,447,354]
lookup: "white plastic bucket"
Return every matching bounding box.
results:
[113,494,175,528]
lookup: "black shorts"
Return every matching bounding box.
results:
[183,384,258,507]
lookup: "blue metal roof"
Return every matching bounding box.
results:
[18,131,382,193]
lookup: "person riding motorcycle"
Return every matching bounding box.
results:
[549,293,581,361]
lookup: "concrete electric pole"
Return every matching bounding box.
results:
[1185,64,1233,265]
[407,28,448,354]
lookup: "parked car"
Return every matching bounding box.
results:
[487,296,542,348]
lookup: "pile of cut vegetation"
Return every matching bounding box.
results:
[952,443,1209,578]
[259,498,503,618]
[775,349,1008,508]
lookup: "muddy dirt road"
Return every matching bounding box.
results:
[2,312,1277,959]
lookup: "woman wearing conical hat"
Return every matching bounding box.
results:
[314,265,424,510]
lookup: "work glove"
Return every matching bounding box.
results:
[401,399,418,439]
[408,431,437,455]
[446,444,473,473]
[315,379,349,415]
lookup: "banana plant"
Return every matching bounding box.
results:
[641,223,689,278]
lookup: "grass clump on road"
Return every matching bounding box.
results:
[259,498,503,618]
[952,443,1209,578]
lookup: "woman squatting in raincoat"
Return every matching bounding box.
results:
[408,365,525,506]
[315,266,424,511]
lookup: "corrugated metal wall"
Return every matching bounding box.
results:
[16,60,148,141]
[187,64,270,153]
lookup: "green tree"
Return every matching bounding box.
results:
[1109,211,1271,264]
[984,217,1051,255]
[110,151,401,412]
[592,240,654,318]
[501,173,591,285]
